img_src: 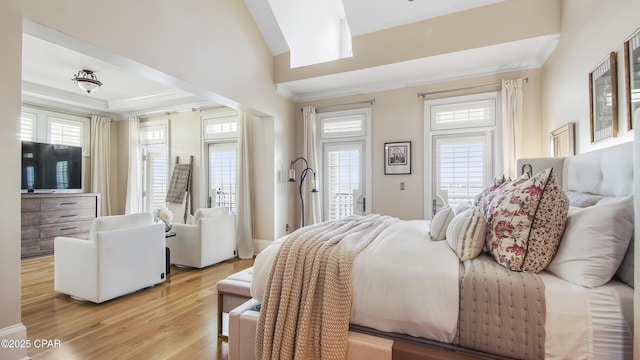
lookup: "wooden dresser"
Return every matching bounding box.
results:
[21,193,101,259]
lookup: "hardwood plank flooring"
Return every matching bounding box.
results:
[21,255,253,360]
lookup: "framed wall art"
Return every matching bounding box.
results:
[589,52,618,143]
[624,27,640,130]
[549,122,575,157]
[384,141,411,175]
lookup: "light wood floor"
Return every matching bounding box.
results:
[21,255,254,360]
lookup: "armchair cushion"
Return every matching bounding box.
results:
[192,207,228,224]
[89,212,153,239]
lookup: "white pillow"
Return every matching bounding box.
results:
[546,196,634,288]
[453,201,473,216]
[429,207,454,241]
[446,207,487,261]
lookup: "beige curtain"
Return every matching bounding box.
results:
[302,106,321,225]
[502,79,524,178]
[124,116,142,214]
[236,112,255,259]
[90,115,112,216]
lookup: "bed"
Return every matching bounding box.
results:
[248,141,634,360]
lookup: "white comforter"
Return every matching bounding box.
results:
[253,220,460,342]
[251,219,633,359]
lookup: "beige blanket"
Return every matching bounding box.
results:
[255,214,398,360]
[456,254,546,360]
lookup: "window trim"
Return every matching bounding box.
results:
[316,107,372,221]
[423,91,503,219]
[21,106,90,156]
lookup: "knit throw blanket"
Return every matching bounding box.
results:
[256,214,398,360]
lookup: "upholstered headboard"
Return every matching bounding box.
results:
[516,141,634,197]
[516,141,635,287]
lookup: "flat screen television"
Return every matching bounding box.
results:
[21,141,82,192]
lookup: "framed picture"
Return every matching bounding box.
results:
[384,141,411,175]
[589,52,618,143]
[549,122,575,157]
[624,27,640,130]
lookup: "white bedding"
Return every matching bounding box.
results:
[251,219,633,359]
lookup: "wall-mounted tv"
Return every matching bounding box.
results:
[21,141,82,193]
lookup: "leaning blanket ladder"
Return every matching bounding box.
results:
[166,155,193,223]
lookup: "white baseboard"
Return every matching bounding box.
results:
[0,323,28,360]
[253,239,273,255]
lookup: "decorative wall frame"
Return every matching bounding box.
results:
[589,52,618,143]
[549,122,575,157]
[384,141,411,175]
[624,27,640,131]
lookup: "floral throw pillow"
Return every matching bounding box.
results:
[474,175,509,216]
[485,168,569,273]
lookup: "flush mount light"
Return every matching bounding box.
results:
[71,69,103,93]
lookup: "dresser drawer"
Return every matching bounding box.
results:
[22,212,41,226]
[40,196,96,212]
[21,225,41,240]
[40,208,96,225]
[40,220,93,238]
[22,198,41,212]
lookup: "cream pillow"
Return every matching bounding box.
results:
[546,196,634,288]
[453,201,473,216]
[446,207,487,261]
[429,207,454,241]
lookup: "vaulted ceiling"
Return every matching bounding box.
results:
[21,0,558,117]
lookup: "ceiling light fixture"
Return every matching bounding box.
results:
[71,69,103,93]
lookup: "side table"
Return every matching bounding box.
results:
[165,231,176,279]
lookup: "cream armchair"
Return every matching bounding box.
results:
[54,212,166,303]
[167,207,237,268]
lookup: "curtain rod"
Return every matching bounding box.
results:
[417,77,528,98]
[301,98,375,112]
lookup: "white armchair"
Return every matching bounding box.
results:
[167,207,237,268]
[54,212,166,303]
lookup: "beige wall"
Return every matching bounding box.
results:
[0,0,28,358]
[542,0,639,154]
[298,70,541,221]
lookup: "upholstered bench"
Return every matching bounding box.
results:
[228,298,394,360]
[217,267,253,339]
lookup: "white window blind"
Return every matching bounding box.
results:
[145,147,168,211]
[321,114,366,139]
[21,107,90,155]
[325,143,361,221]
[140,120,169,212]
[209,143,237,213]
[20,111,37,141]
[140,124,167,145]
[435,135,490,208]
[430,99,496,130]
[204,116,239,140]
[48,118,83,147]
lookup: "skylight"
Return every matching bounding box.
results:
[268,0,353,68]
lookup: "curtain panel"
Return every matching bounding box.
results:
[502,79,524,178]
[90,115,112,216]
[302,106,321,226]
[236,112,255,259]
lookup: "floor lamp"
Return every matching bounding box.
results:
[288,157,319,227]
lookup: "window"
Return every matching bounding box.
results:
[424,92,501,217]
[20,106,90,155]
[208,143,237,213]
[203,109,239,213]
[140,120,169,212]
[318,108,371,221]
